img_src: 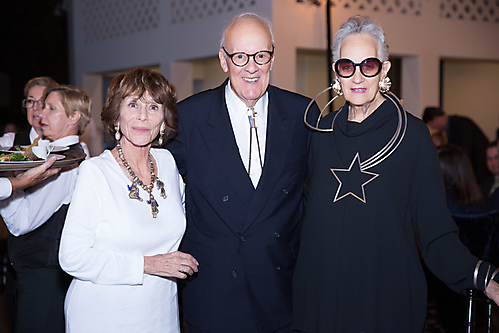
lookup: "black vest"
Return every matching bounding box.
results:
[13,131,32,146]
[8,143,85,269]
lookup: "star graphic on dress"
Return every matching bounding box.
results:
[330,153,379,203]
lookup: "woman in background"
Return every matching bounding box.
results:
[1,84,91,333]
[0,77,57,147]
[438,144,485,215]
[59,68,198,333]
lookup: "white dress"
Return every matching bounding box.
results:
[59,149,185,333]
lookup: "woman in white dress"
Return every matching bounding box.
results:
[59,68,199,333]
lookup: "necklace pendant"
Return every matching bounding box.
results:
[128,183,143,202]
[147,194,159,218]
[156,179,167,199]
[330,153,379,204]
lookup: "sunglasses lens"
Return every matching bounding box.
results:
[361,58,381,77]
[336,60,355,77]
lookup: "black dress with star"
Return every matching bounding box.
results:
[293,100,492,333]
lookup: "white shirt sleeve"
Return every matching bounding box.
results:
[0,132,15,148]
[0,178,13,200]
[59,160,144,285]
[0,166,78,236]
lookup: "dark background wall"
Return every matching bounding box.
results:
[0,0,69,134]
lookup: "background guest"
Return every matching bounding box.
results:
[423,106,490,185]
[483,141,499,198]
[59,68,198,333]
[438,144,486,215]
[0,77,57,148]
[483,141,499,212]
[0,85,90,333]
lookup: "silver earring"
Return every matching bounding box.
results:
[379,76,392,93]
[332,78,342,95]
[115,124,121,141]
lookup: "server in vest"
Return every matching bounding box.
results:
[0,85,91,333]
[166,13,318,333]
[0,76,57,332]
[0,77,57,148]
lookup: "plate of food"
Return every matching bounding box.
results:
[0,145,70,154]
[0,150,86,172]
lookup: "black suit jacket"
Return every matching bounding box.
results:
[167,80,318,332]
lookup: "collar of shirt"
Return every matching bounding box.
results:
[225,80,268,129]
[29,127,40,144]
[51,135,80,148]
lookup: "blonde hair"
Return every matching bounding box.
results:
[24,77,57,97]
[43,85,92,135]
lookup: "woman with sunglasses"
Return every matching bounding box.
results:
[292,15,499,333]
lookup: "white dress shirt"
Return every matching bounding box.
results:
[225,81,268,188]
[0,135,83,236]
[0,178,12,200]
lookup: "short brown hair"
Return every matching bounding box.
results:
[24,77,57,97]
[43,85,92,136]
[101,67,178,144]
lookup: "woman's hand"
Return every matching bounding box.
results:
[485,280,499,305]
[144,251,199,279]
[10,155,60,192]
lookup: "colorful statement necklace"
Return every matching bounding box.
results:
[117,143,167,218]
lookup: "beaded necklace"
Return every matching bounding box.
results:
[116,143,166,218]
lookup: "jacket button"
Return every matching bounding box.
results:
[240,236,246,242]
[282,188,288,194]
[275,266,281,271]
[274,232,280,238]
[223,195,229,202]
[232,270,237,277]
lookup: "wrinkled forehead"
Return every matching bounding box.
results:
[339,33,378,61]
[224,18,272,52]
[125,90,162,105]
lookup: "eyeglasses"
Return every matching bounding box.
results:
[334,58,382,78]
[22,98,44,109]
[222,46,274,67]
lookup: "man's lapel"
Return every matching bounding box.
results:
[243,86,295,231]
[197,82,255,208]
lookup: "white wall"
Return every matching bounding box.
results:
[442,59,499,141]
[70,0,499,134]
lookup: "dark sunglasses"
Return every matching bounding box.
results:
[334,58,382,78]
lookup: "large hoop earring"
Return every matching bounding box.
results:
[379,76,392,93]
[332,78,342,95]
[115,124,121,141]
[303,84,344,133]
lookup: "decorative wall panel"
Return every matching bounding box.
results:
[170,0,257,24]
[440,0,499,23]
[81,0,161,43]
[330,0,422,15]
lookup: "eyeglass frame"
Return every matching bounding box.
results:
[222,46,275,67]
[22,98,44,109]
[334,57,383,78]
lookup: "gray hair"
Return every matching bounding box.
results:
[219,12,275,48]
[332,15,389,62]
